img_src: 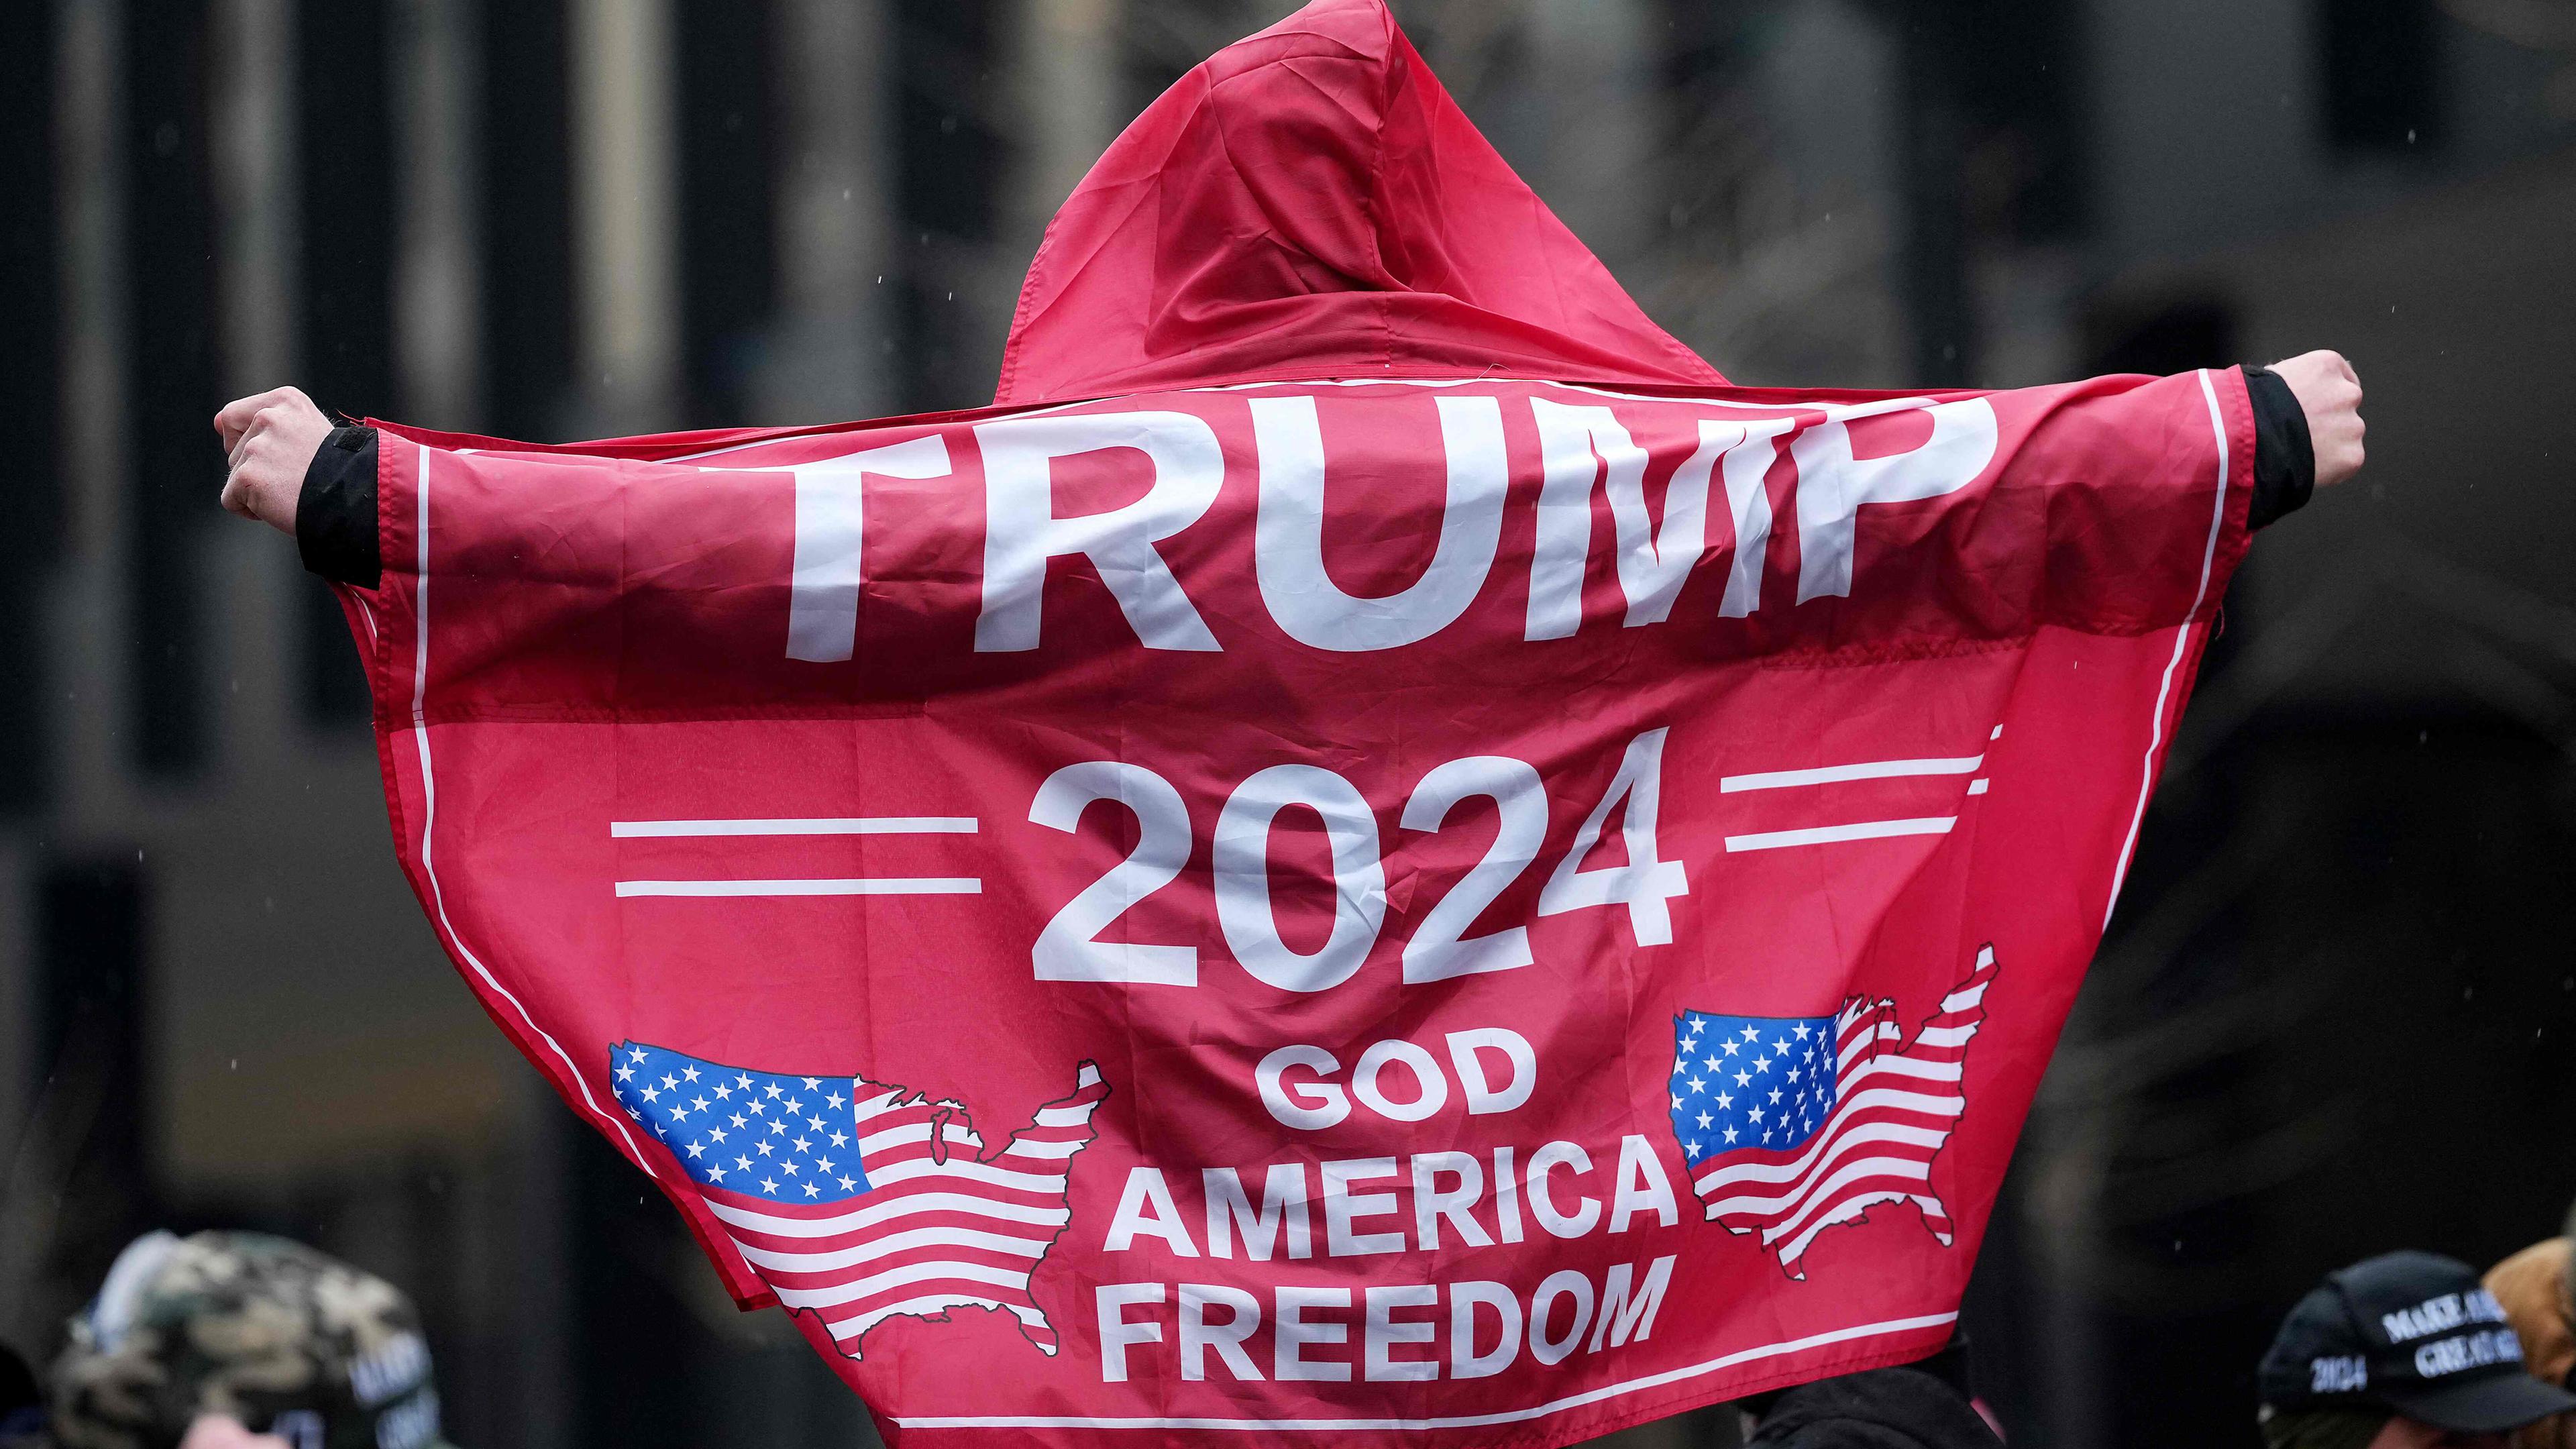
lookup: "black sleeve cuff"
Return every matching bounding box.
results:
[2243,365,2316,529]
[297,425,382,586]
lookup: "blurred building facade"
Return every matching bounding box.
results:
[2,1,2571,1445]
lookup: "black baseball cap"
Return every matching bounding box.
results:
[2260,1250,2576,1433]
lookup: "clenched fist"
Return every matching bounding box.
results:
[215,385,331,535]
[2268,350,2367,490]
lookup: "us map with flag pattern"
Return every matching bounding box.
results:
[1670,947,1998,1277]
[611,1043,1110,1360]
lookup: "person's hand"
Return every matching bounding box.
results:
[2269,350,2366,490]
[214,386,332,536]
[179,1415,291,1449]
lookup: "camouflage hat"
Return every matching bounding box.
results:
[50,1231,452,1449]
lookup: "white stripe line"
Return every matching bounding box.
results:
[405,447,649,1171]
[1725,817,1955,853]
[1002,1138,1088,1160]
[614,877,981,898]
[892,1312,1960,1431]
[707,1193,1071,1238]
[611,816,976,837]
[2102,368,2233,928]
[729,1226,1053,1273]
[770,1259,1031,1309]
[1966,777,1989,796]
[862,1159,1066,1193]
[1694,1122,1953,1193]
[1776,1189,1941,1265]
[1720,755,1983,792]
[831,1292,1047,1342]
[1754,1156,1938,1242]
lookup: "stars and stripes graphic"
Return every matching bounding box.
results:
[1671,945,1997,1277]
[610,1042,1109,1359]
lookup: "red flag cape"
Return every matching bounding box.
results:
[339,1,2254,1442]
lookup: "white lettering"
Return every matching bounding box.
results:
[1252,394,1507,651]
[1525,402,1794,635]
[1399,759,1545,983]
[1588,1254,1675,1352]
[2383,1293,2472,1344]
[1104,1168,1200,1256]
[2414,1329,2523,1379]
[1350,1039,1447,1122]
[1203,1164,1312,1261]
[781,435,952,661]
[1535,727,1688,947]
[1214,765,1387,992]
[1411,1152,1492,1251]
[1791,397,1998,604]
[1095,1261,1678,1385]
[1525,401,1656,639]
[1029,761,1197,985]
[1445,1028,1537,1115]
[1097,1283,1165,1382]
[1527,1269,1595,1366]
[1705,417,1795,618]
[1321,1158,1406,1256]
[1275,1286,1350,1381]
[1450,1281,1522,1380]
[1179,1283,1264,1381]
[975,411,1224,651]
[1526,1141,1600,1238]
[1254,1045,1350,1130]
[1607,1134,1678,1232]
[2309,1354,2369,1393]
[1363,1284,1441,1382]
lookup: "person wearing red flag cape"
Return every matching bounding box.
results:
[215,1,2363,1444]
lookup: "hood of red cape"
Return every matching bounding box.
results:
[993,0,1726,406]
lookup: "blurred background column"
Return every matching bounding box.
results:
[1515,0,1656,276]
[1008,0,1124,273]
[757,0,893,423]
[392,0,483,431]
[571,0,680,435]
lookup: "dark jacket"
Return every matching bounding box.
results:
[1745,1346,2005,1449]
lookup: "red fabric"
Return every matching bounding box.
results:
[337,3,2259,1444]
[994,0,1724,404]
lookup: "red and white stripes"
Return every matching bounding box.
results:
[700,1063,1108,1358]
[1691,948,1996,1277]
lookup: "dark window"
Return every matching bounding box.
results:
[897,0,1002,242]
[294,0,396,727]
[893,0,1008,411]
[2321,0,2441,151]
[678,0,779,428]
[32,855,157,1289]
[1881,0,2088,386]
[0,0,58,813]
[125,0,219,775]
[2084,297,2239,379]
[479,0,577,443]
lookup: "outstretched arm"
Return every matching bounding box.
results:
[211,354,2366,589]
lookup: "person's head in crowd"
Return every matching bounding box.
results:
[2483,1199,2576,1449]
[48,1230,452,1449]
[2260,1250,2576,1449]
